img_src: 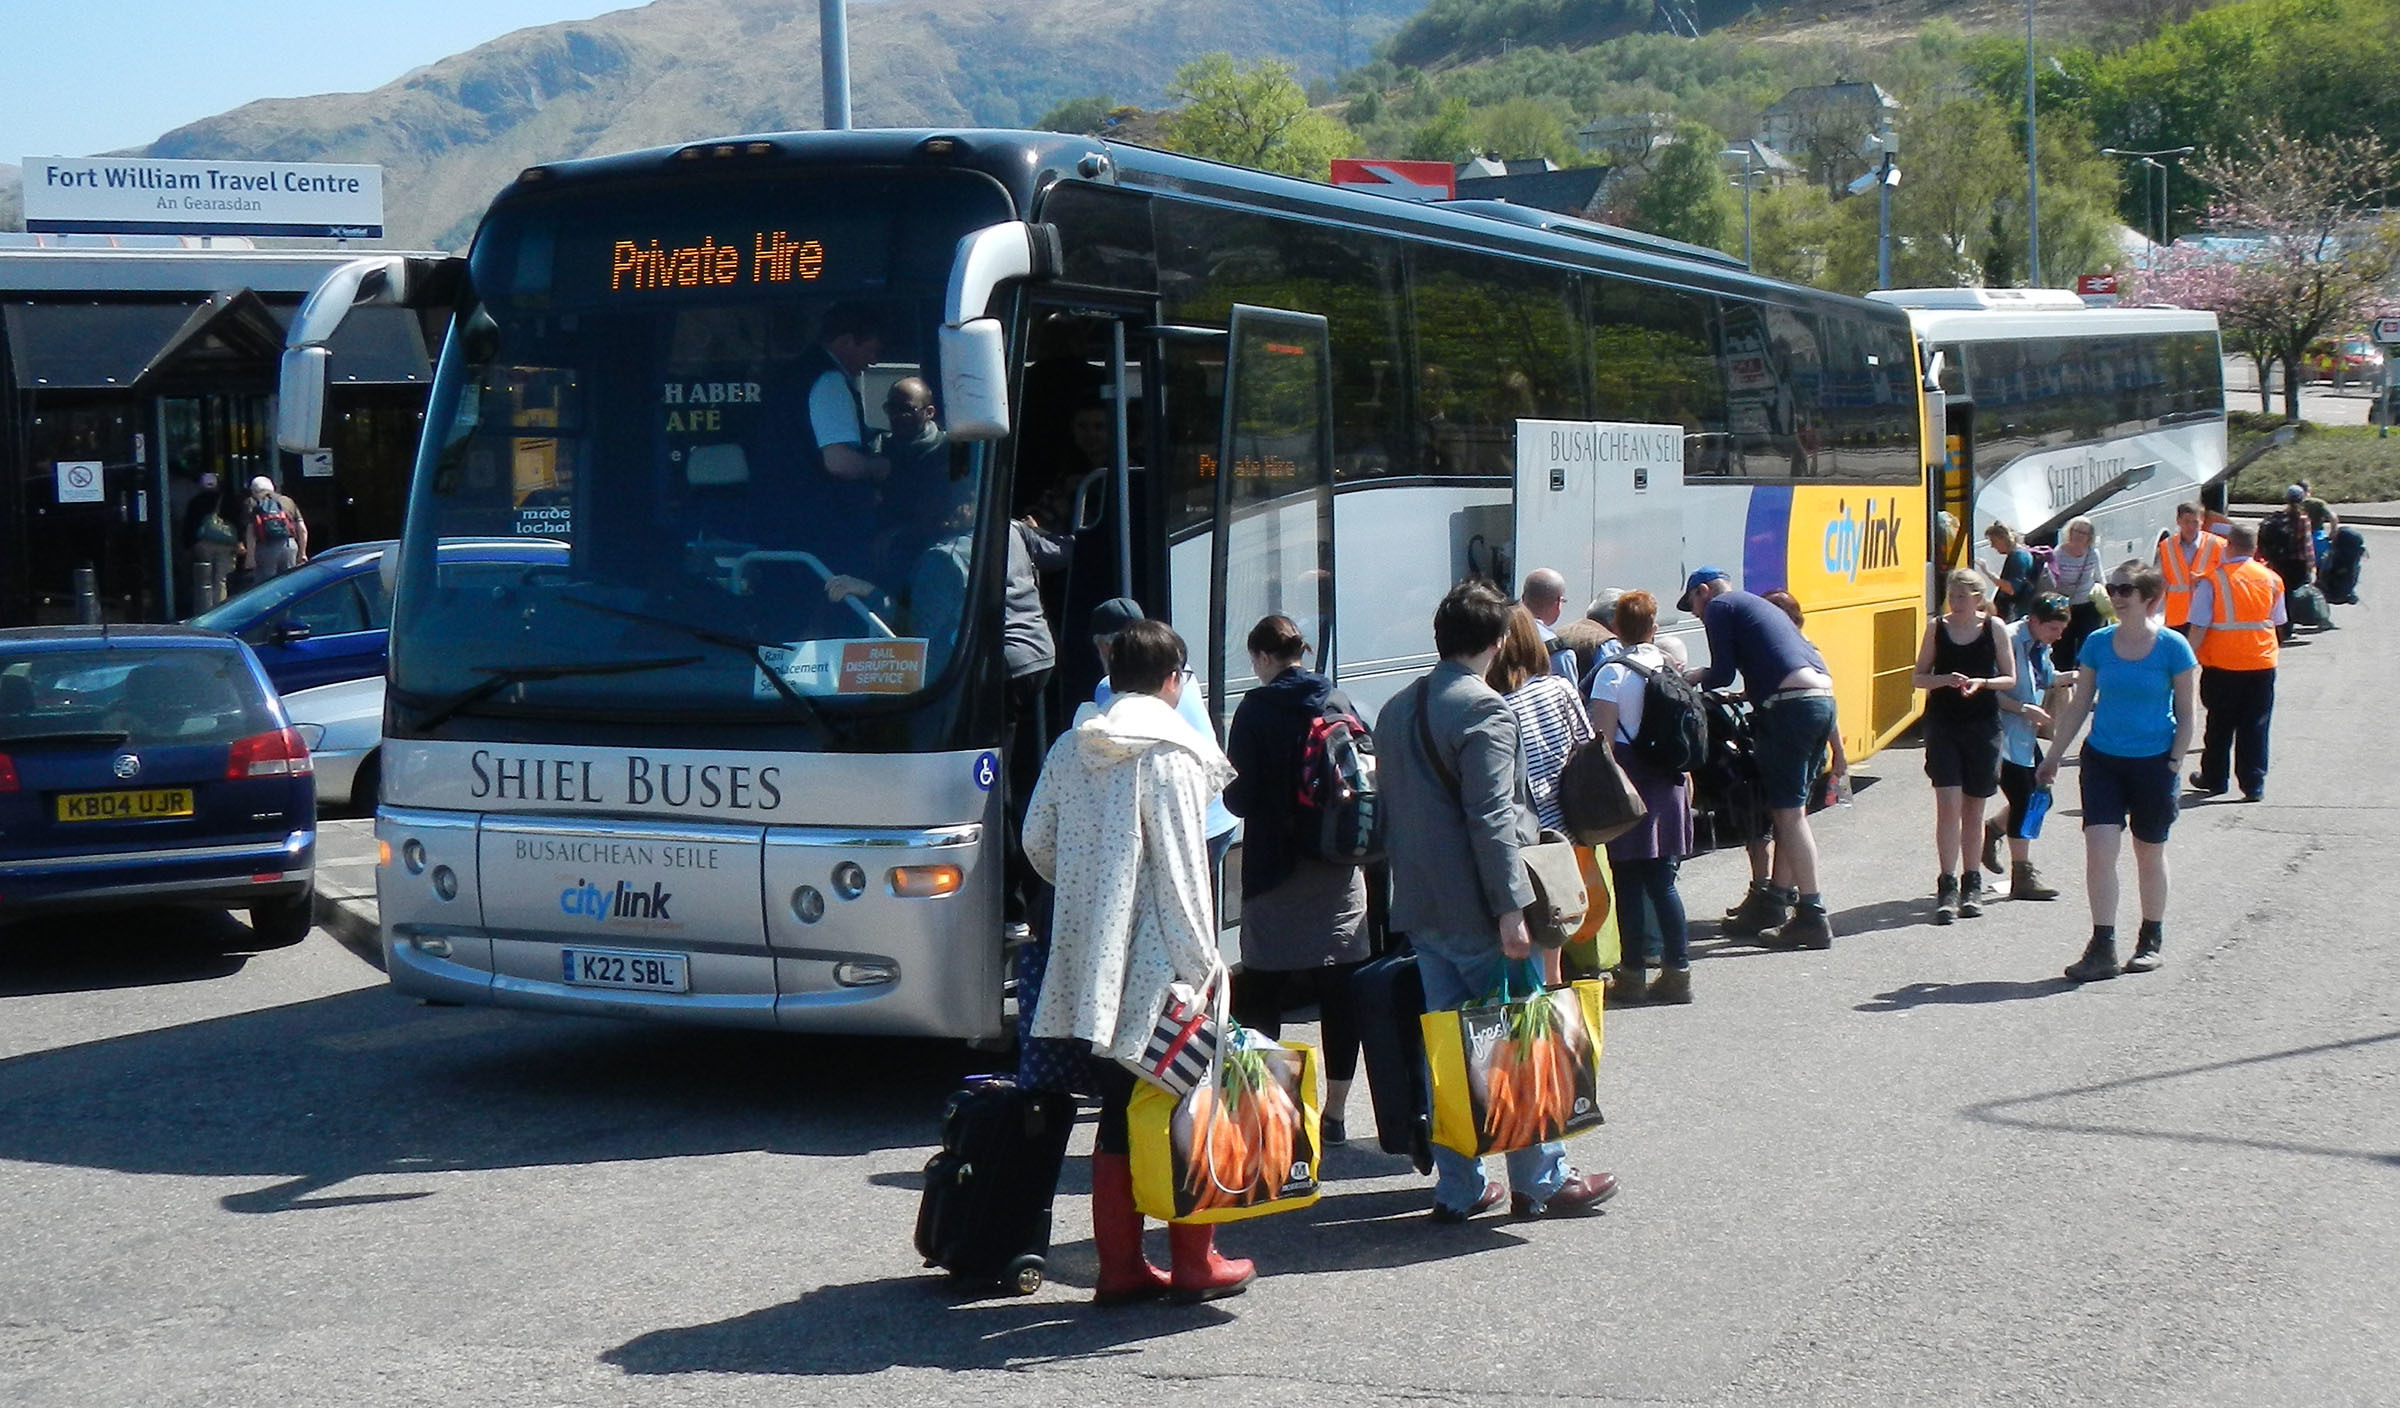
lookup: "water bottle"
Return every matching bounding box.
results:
[2021,784,2053,840]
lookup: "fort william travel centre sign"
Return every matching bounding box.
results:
[24,156,384,239]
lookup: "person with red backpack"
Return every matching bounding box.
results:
[241,476,309,582]
[1223,614,1371,1145]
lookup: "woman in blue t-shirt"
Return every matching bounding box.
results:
[2035,562,2199,982]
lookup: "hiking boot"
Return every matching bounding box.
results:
[2064,934,2121,983]
[1981,818,2005,875]
[1933,873,1959,926]
[1721,883,1790,938]
[1609,964,1649,1005]
[1645,966,1692,1005]
[2188,773,2227,797]
[1766,904,1834,950]
[2010,861,2059,901]
[1956,871,1985,920]
[2124,931,2165,972]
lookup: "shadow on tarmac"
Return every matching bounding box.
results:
[605,1275,1236,1378]
[605,1186,1533,1378]
[1961,1030,2400,1168]
[1855,977,2075,1012]
[0,985,988,1213]
[0,908,259,996]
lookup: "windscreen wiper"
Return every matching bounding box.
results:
[553,593,831,729]
[405,656,702,733]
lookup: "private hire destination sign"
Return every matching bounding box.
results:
[24,156,384,238]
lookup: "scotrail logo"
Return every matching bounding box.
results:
[1823,497,1905,582]
[559,877,674,924]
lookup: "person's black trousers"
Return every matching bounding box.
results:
[2196,665,2275,796]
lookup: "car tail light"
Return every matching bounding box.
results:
[0,753,17,794]
[226,727,315,779]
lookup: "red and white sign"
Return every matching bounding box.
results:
[2375,317,2400,345]
[1329,158,1456,202]
[2075,274,2119,296]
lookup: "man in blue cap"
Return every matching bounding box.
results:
[1679,567,1838,948]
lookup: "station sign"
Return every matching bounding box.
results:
[2375,317,2400,345]
[1330,158,1456,202]
[22,156,384,239]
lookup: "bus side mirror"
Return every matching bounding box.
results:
[941,320,1010,441]
[277,346,330,455]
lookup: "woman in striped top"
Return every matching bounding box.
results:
[2048,516,2106,671]
[1489,603,1594,835]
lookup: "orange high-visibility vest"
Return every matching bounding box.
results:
[2157,531,2225,627]
[2193,558,2283,671]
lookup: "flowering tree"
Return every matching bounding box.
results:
[2121,125,2400,420]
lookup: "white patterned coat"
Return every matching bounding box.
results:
[1022,690,1233,1062]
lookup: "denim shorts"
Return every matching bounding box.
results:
[1754,692,1837,811]
[2079,746,2180,844]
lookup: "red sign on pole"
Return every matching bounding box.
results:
[2075,274,2119,296]
[1329,158,1456,202]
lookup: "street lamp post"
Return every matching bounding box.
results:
[820,0,852,130]
[2100,145,2197,259]
[2025,0,2041,286]
[1720,146,1759,266]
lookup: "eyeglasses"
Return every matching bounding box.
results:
[2104,582,2140,597]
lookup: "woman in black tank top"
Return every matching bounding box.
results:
[1910,569,2018,922]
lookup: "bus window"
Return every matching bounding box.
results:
[1408,247,1584,477]
[1589,281,1727,476]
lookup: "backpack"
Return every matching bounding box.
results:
[1614,650,1711,775]
[2025,543,2058,586]
[253,495,293,542]
[1291,693,1383,866]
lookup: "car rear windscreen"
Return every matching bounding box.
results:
[0,648,276,750]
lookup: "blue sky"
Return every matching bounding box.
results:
[4,1,631,160]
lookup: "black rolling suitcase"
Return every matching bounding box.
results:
[1349,948,1433,1174]
[915,1076,1077,1294]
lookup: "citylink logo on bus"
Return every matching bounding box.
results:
[1822,496,1907,583]
[559,877,675,924]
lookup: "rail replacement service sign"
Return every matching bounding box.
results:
[23,156,385,239]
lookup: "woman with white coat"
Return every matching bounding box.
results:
[1021,618,1255,1305]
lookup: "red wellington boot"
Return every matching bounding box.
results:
[1090,1153,1170,1306]
[1166,1221,1255,1303]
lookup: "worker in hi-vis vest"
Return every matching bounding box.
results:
[2155,501,2226,633]
[2185,521,2286,803]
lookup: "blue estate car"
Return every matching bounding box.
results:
[0,626,316,946]
[187,538,566,696]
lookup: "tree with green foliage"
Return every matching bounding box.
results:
[1402,97,1479,163]
[1625,124,1737,253]
[1747,182,1844,288]
[1887,96,2024,286]
[1034,95,1117,136]
[1476,96,1579,165]
[1161,55,1354,179]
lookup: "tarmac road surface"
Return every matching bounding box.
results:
[3,532,2395,1407]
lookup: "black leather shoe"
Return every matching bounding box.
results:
[1430,1181,1506,1224]
[1514,1171,1620,1218]
[2188,773,2227,797]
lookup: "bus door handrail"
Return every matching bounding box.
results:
[725,551,897,638]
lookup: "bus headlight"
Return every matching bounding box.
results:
[888,865,962,899]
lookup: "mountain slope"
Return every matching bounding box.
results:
[117,0,1416,249]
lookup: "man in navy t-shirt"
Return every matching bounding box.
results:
[1681,567,1839,949]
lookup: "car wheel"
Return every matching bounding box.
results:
[244,889,316,950]
[350,750,381,810]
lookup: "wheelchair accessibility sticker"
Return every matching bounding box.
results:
[972,751,999,791]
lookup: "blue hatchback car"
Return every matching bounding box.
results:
[186,538,565,696]
[0,626,316,946]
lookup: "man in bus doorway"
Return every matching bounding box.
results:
[2184,522,2286,803]
[1680,568,1837,949]
[2155,502,2224,636]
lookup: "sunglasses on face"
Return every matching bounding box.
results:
[2105,582,2140,597]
